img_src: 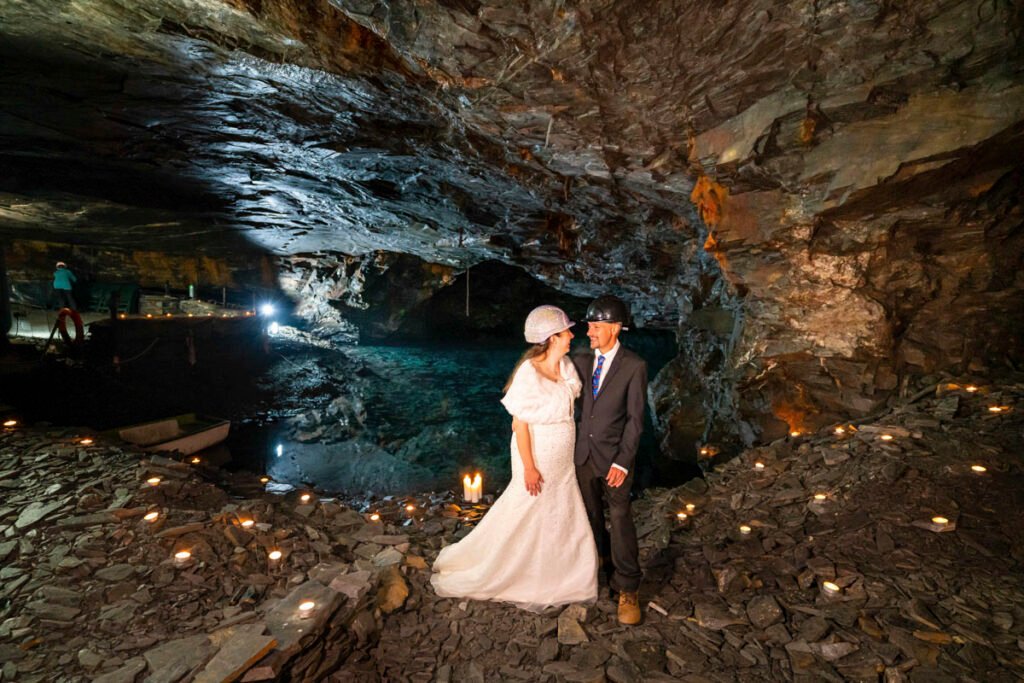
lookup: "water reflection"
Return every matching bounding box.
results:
[225,333,695,495]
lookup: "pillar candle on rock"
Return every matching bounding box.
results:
[463,473,482,503]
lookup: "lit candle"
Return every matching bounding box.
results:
[240,519,254,528]
[298,601,315,614]
[699,447,709,456]
[970,465,987,473]
[463,474,482,503]
[143,511,159,522]
[118,313,126,319]
[822,581,841,595]
[754,461,765,471]
[369,513,381,522]
[686,503,696,513]
[2,420,17,428]
[146,314,153,318]
[79,438,94,445]
[191,456,201,464]
[834,426,845,435]
[880,434,894,441]
[739,525,752,535]
[789,430,801,438]
[173,550,191,565]
[405,503,416,512]
[676,512,688,520]
[300,493,311,504]
[260,476,270,484]
[931,516,949,526]
[146,477,161,486]
[268,549,282,561]
[988,405,1006,413]
[965,385,978,393]
[813,493,827,501]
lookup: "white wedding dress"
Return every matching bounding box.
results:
[430,356,599,611]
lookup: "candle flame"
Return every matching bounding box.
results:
[369,513,380,521]
[970,465,987,473]
[146,477,161,486]
[813,493,827,501]
[822,581,840,593]
[268,549,282,560]
[260,476,270,483]
[965,385,978,392]
[754,461,765,470]
[300,494,311,503]
[298,601,315,612]
[789,431,801,437]
[240,519,254,528]
[685,503,696,512]
[191,457,201,464]
[880,434,894,441]
[676,512,688,520]
[143,511,159,522]
[174,550,191,561]
[931,516,949,525]
[834,426,845,435]
[79,438,94,445]
[405,503,416,512]
[739,525,752,534]
[2,420,17,427]
[988,405,1007,413]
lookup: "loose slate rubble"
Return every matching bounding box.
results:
[1,380,1023,681]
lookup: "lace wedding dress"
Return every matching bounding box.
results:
[430,356,599,611]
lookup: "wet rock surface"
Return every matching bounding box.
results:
[1,378,1022,681]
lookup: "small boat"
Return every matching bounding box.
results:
[110,413,231,455]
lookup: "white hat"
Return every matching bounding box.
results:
[524,305,574,344]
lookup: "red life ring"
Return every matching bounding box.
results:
[57,308,84,345]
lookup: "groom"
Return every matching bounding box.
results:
[573,294,647,625]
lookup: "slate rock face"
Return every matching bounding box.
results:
[1,0,1022,448]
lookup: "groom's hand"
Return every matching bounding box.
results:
[605,467,627,488]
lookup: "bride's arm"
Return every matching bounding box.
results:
[512,417,544,496]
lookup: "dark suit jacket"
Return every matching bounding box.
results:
[573,347,648,474]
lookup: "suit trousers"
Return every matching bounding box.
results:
[576,458,642,592]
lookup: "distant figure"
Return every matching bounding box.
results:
[53,261,77,310]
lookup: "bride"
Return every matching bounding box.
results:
[430,305,598,611]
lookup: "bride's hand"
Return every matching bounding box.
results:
[524,467,544,496]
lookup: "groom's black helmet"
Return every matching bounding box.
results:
[586,295,630,330]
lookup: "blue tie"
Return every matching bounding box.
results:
[592,354,606,398]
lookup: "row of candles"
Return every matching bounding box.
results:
[117,311,256,320]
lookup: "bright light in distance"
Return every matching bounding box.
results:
[276,444,283,457]
[260,303,275,316]
[269,322,279,335]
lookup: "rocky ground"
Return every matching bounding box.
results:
[0,380,1022,682]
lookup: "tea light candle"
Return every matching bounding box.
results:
[931,516,949,526]
[754,461,765,471]
[676,512,688,520]
[970,465,987,473]
[3,420,17,428]
[259,476,270,484]
[298,601,316,613]
[173,550,191,565]
[79,438,94,445]
[146,477,161,486]
[789,430,801,438]
[834,426,845,435]
[699,447,709,456]
[268,549,283,561]
[965,385,978,393]
[143,511,159,522]
[191,457,201,464]
[880,434,894,441]
[822,581,841,595]
[405,503,416,512]
[813,493,827,501]
[300,493,311,504]
[686,503,696,513]
[988,405,1007,413]
[739,524,752,535]
[369,513,381,522]
[240,519,254,528]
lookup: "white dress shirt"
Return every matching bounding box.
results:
[592,342,629,475]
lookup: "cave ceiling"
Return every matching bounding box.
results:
[2,0,1023,442]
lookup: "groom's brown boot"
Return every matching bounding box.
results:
[618,591,641,625]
